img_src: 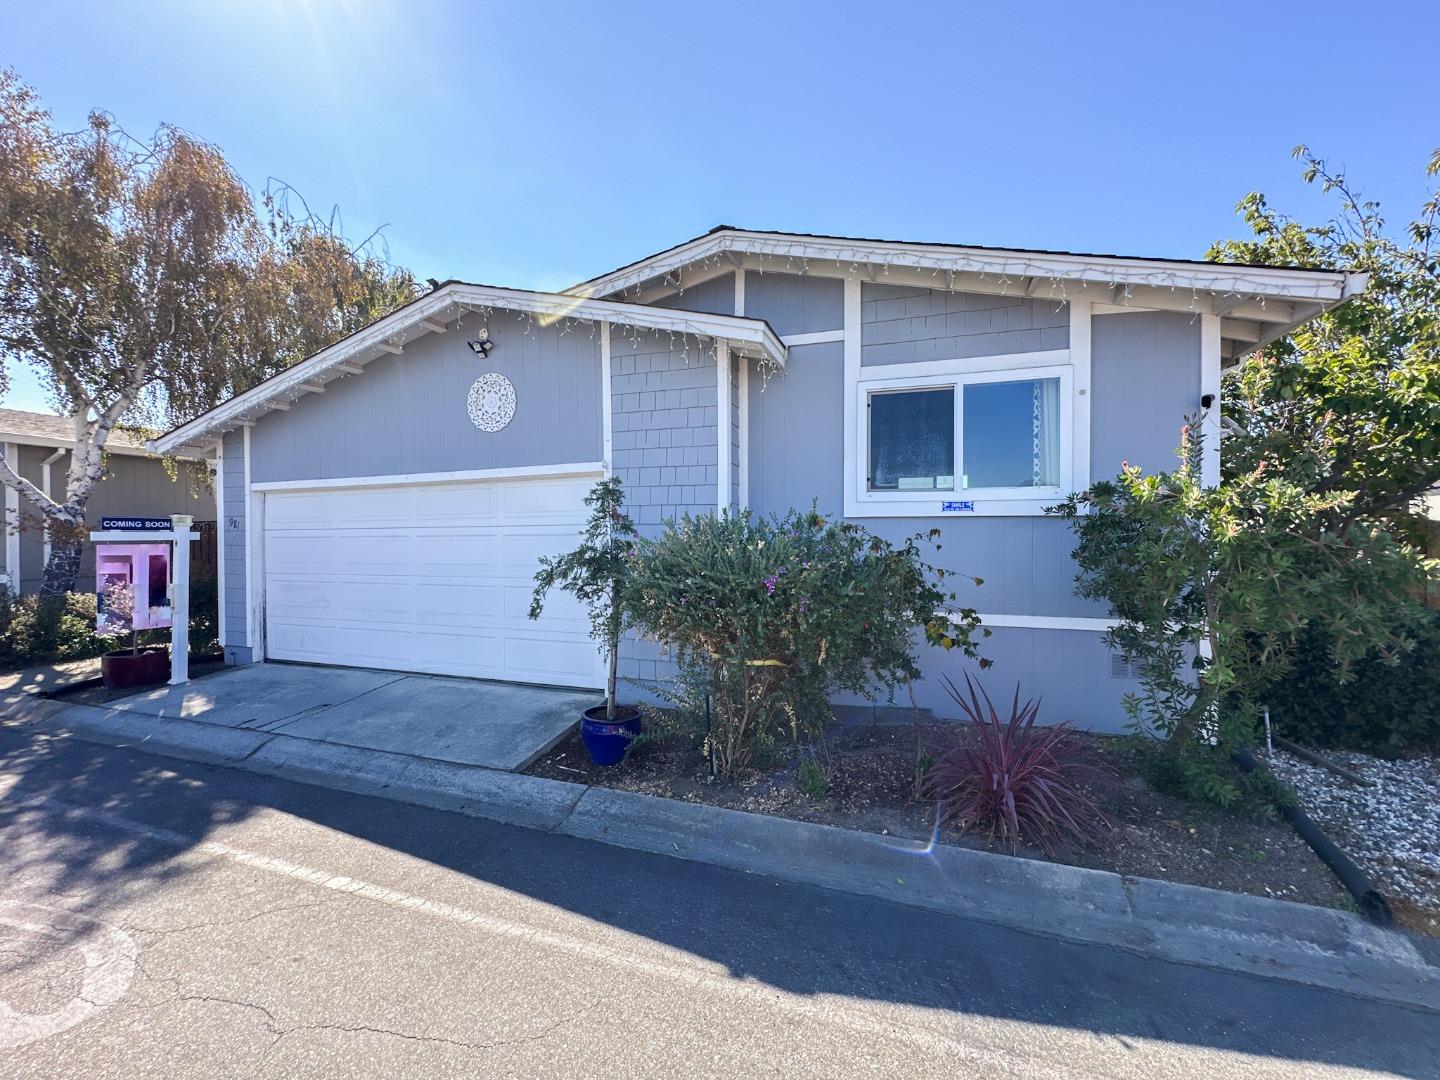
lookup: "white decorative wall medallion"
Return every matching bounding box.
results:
[467,372,516,432]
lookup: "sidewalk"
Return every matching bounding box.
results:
[0,657,102,696]
[1,684,1437,1014]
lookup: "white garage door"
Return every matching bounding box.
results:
[262,474,604,688]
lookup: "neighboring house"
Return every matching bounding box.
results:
[0,408,214,595]
[151,228,1365,730]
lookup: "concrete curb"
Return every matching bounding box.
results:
[5,694,1437,1012]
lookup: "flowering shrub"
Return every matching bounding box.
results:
[624,507,985,777]
[924,674,1106,855]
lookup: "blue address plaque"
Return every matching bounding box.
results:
[940,500,976,513]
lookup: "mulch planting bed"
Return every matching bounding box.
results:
[529,721,1353,914]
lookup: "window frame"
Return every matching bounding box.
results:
[854,360,1074,514]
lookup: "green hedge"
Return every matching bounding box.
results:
[0,579,220,671]
[1264,611,1440,756]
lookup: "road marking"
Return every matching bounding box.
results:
[0,901,137,1049]
[5,796,1084,1077]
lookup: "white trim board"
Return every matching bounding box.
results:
[4,442,19,591]
[0,431,194,459]
[781,329,846,347]
[575,228,1367,366]
[250,461,607,494]
[40,448,64,569]
[958,612,1120,632]
[214,439,227,649]
[243,425,255,650]
[576,228,1364,310]
[1200,313,1222,486]
[600,322,614,476]
[716,342,732,512]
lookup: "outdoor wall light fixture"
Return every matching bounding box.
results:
[466,330,495,357]
[1200,393,1215,409]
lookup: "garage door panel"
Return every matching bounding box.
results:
[263,476,604,688]
[411,533,503,573]
[268,578,415,622]
[412,582,505,625]
[499,478,596,520]
[502,636,602,683]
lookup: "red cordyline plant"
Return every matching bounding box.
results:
[924,674,1107,855]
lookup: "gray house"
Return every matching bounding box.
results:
[0,408,214,594]
[151,228,1364,730]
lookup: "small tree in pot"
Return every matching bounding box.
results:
[529,477,641,765]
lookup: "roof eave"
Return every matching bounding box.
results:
[573,227,1355,306]
[149,283,786,456]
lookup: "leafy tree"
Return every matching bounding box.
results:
[1053,427,1430,805]
[0,69,417,594]
[529,477,639,721]
[1208,146,1440,536]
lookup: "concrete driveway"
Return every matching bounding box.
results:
[101,663,593,771]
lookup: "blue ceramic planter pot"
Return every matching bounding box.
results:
[580,704,643,767]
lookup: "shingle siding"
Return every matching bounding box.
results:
[609,330,718,530]
[861,283,1068,366]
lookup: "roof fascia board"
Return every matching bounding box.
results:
[0,431,169,458]
[448,284,785,361]
[150,284,784,455]
[576,229,1355,305]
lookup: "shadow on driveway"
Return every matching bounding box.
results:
[0,725,1435,1076]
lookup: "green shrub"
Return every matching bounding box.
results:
[1052,424,1431,807]
[0,577,220,670]
[797,756,828,799]
[0,591,111,668]
[1264,612,1440,756]
[624,506,985,778]
[189,576,219,652]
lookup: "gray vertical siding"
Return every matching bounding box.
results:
[609,329,718,530]
[740,292,1197,731]
[861,284,1068,366]
[16,445,48,595]
[250,309,602,485]
[1090,311,1202,479]
[651,272,735,317]
[744,272,844,336]
[220,429,248,658]
[748,341,845,516]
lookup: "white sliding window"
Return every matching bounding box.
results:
[856,362,1072,515]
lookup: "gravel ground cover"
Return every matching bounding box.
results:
[1269,748,1440,937]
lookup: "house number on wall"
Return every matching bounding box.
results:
[467,373,516,432]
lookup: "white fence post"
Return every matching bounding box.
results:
[169,515,192,686]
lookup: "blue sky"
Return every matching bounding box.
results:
[3,0,1433,412]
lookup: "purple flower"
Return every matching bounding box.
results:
[799,595,809,614]
[763,575,778,595]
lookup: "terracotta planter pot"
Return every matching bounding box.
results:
[101,646,169,690]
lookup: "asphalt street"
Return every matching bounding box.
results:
[1,725,1436,1079]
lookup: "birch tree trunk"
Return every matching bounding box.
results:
[0,404,132,598]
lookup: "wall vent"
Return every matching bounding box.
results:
[1109,652,1142,680]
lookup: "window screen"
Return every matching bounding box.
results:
[868,387,954,491]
